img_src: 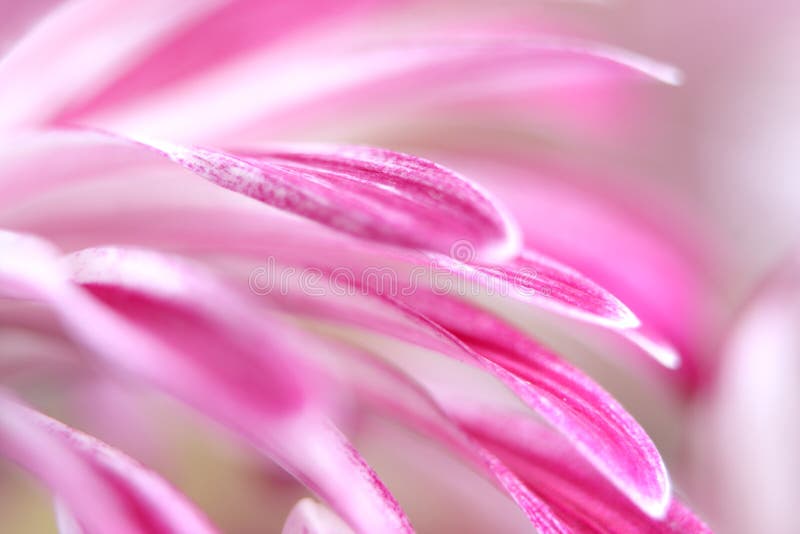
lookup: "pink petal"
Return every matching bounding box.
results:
[437,155,707,385]
[73,37,680,142]
[0,0,221,130]
[0,232,412,533]
[460,407,710,533]
[0,130,519,262]
[1,130,679,369]
[0,392,219,534]
[430,248,640,329]
[146,140,520,262]
[21,214,669,520]
[254,268,670,518]
[331,342,706,532]
[282,499,355,534]
[53,0,386,127]
[695,256,800,534]
[0,0,64,56]
[327,343,571,533]
[392,290,671,518]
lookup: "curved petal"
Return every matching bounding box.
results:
[433,154,706,385]
[0,0,222,130]
[0,392,219,534]
[0,130,678,365]
[327,343,570,533]
[0,231,412,533]
[52,0,385,126]
[75,36,680,143]
[141,139,520,262]
[696,256,800,534]
[282,499,355,534]
[395,289,671,518]
[460,406,710,533]
[252,266,670,518]
[0,130,519,262]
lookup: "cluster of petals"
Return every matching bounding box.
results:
[0,2,718,533]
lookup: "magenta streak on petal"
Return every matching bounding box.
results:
[460,408,711,533]
[384,291,671,519]
[0,392,220,534]
[429,249,641,331]
[0,131,668,356]
[255,268,670,518]
[6,187,676,372]
[326,342,707,533]
[447,156,699,377]
[132,137,520,262]
[0,130,519,262]
[477,250,640,327]
[323,343,571,533]
[0,232,412,534]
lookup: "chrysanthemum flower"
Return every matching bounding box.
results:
[2,1,770,532]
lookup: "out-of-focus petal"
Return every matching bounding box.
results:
[0,392,219,534]
[0,0,222,130]
[0,0,64,56]
[282,499,355,534]
[52,0,387,126]
[72,37,680,142]
[0,232,412,533]
[432,154,706,385]
[694,256,800,534]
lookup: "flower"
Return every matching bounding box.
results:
[5,1,785,533]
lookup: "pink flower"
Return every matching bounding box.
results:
[6,2,783,532]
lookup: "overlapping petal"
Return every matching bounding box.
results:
[0,231,412,534]
[255,268,670,518]
[0,391,219,534]
[0,3,707,528]
[326,343,570,533]
[0,131,519,262]
[72,37,682,142]
[461,407,710,533]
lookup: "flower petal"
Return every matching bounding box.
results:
[396,289,671,518]
[0,130,519,262]
[282,499,355,534]
[434,154,705,383]
[325,343,570,533]
[0,391,219,534]
[429,248,640,329]
[255,267,670,518]
[695,256,800,534]
[52,0,383,127]
[144,139,520,262]
[75,36,680,143]
[0,0,221,130]
[459,406,710,533]
[0,231,412,533]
